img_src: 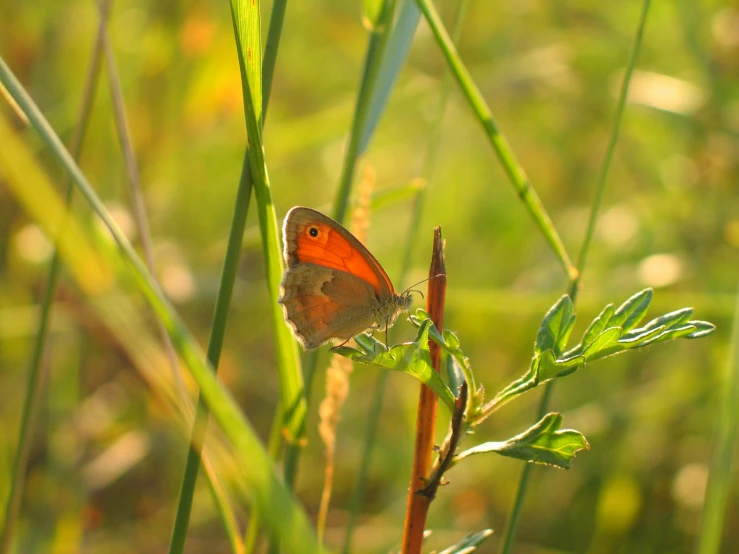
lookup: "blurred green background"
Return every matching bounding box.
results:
[1,0,738,552]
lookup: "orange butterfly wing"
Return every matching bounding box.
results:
[281,206,394,294]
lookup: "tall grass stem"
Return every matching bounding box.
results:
[498,2,651,552]
[414,0,576,280]
[0,5,110,550]
[696,286,739,554]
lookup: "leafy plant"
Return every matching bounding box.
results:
[335,289,715,544]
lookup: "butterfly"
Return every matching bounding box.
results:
[278,206,413,350]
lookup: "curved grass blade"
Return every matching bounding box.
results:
[0,9,109,551]
[333,0,397,223]
[358,0,420,153]
[414,0,576,279]
[0,61,320,554]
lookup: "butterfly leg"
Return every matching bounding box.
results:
[330,326,365,351]
[332,336,353,349]
[384,317,390,351]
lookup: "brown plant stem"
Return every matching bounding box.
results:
[401,226,446,554]
[421,381,467,499]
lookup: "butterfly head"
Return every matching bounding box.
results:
[397,274,445,308]
[397,289,416,311]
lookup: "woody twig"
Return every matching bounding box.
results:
[401,226,446,554]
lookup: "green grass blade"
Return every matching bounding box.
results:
[696,287,739,554]
[414,0,576,280]
[332,0,397,224]
[571,1,652,299]
[173,0,295,550]
[229,0,306,445]
[0,8,108,550]
[0,57,319,554]
[344,2,470,548]
[169,154,253,554]
[498,2,652,552]
[358,0,420,153]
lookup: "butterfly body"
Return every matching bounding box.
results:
[278,207,411,350]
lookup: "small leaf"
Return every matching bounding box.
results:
[438,529,494,554]
[456,413,589,469]
[535,295,576,356]
[409,311,481,412]
[336,319,456,410]
[536,349,559,382]
[444,328,461,349]
[686,321,716,338]
[445,355,465,396]
[577,303,615,354]
[609,288,653,331]
[485,291,715,417]
[539,355,585,382]
[632,307,693,336]
[618,324,667,345]
[583,327,621,359]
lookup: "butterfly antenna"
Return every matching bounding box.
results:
[401,274,445,296]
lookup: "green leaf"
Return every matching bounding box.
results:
[686,321,717,339]
[408,311,482,412]
[483,290,716,419]
[535,295,576,357]
[455,413,590,469]
[620,308,693,341]
[574,302,615,355]
[583,327,622,358]
[456,413,589,469]
[336,319,457,411]
[446,354,465,397]
[609,288,653,331]
[438,529,494,554]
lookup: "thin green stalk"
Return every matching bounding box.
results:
[101,11,188,407]
[0,78,320,554]
[498,2,651,553]
[571,0,651,298]
[229,1,308,552]
[696,286,739,553]
[0,4,109,550]
[414,0,576,280]
[103,35,247,552]
[103,0,241,546]
[332,0,397,225]
[229,0,306,450]
[400,0,469,281]
[243,399,286,553]
[262,0,286,111]
[301,0,402,545]
[341,371,389,554]
[343,2,470,550]
[168,153,253,554]
[171,1,289,551]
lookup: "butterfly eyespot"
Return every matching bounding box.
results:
[308,227,319,237]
